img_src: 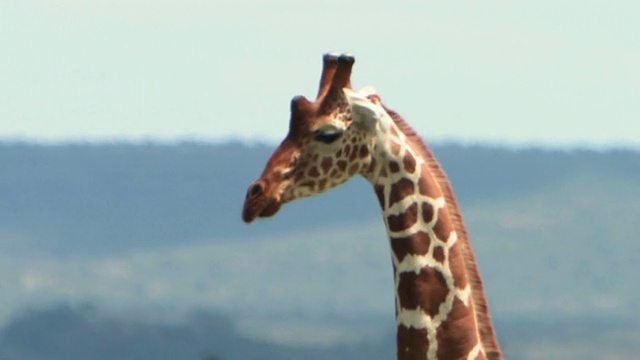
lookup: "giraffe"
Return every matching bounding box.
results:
[242,53,502,360]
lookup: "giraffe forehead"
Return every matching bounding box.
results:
[287,88,355,140]
[288,108,342,136]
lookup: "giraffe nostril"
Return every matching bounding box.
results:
[249,183,263,197]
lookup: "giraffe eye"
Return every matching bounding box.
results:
[314,132,342,144]
[313,129,343,144]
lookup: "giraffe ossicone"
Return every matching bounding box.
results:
[242,53,502,360]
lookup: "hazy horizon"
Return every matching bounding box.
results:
[2,135,640,152]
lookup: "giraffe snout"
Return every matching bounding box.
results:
[242,179,282,223]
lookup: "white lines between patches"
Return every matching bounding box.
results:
[467,342,483,360]
[385,194,444,217]
[396,253,443,275]
[455,284,472,307]
[386,198,447,239]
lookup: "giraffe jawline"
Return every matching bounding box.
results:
[259,201,281,218]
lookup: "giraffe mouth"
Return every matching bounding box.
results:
[242,195,282,223]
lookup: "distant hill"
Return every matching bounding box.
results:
[1,304,638,360]
[1,142,638,256]
[1,142,639,359]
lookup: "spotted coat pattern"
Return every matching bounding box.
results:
[242,53,501,360]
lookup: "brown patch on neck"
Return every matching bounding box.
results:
[417,163,440,197]
[389,160,401,174]
[397,267,449,318]
[390,232,431,260]
[397,326,429,360]
[421,202,434,223]
[403,152,416,174]
[436,297,482,360]
[448,237,469,289]
[432,216,455,242]
[388,177,416,208]
[432,246,445,263]
[387,203,418,232]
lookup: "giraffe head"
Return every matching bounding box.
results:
[242,53,385,223]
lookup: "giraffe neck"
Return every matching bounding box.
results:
[365,125,485,360]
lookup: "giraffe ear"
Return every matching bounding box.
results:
[356,86,378,98]
[343,88,386,134]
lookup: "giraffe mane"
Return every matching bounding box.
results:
[381,104,503,360]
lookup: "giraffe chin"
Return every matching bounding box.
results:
[242,199,282,223]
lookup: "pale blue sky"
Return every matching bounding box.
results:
[1,1,638,148]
